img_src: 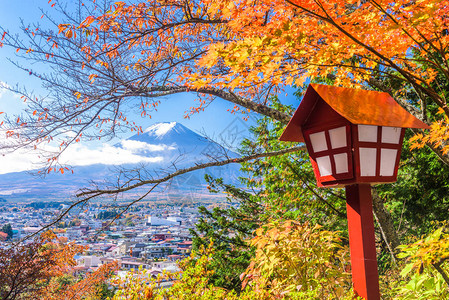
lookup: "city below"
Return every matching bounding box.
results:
[0,199,226,282]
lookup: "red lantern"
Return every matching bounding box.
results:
[280,84,429,300]
[304,122,406,186]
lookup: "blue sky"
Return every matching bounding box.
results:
[0,1,300,173]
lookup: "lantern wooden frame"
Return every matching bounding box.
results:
[351,125,406,184]
[303,122,354,185]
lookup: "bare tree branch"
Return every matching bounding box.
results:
[77,145,305,197]
[16,145,305,242]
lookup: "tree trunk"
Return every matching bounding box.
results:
[371,189,400,262]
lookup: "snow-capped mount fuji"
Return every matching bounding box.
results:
[0,122,242,202]
[125,122,216,156]
[135,122,201,143]
[141,122,199,141]
[118,121,239,166]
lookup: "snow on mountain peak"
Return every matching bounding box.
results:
[144,122,178,137]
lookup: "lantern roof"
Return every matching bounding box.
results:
[280,84,430,142]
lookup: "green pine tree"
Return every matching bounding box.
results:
[190,175,266,292]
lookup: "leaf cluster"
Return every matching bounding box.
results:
[385,225,449,299]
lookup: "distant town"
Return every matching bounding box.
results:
[0,199,225,281]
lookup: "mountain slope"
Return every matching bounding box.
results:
[0,122,242,202]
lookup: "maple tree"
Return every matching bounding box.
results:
[1,223,13,240]
[0,235,57,300]
[0,231,117,300]
[241,220,351,298]
[39,262,117,300]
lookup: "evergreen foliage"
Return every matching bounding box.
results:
[190,175,267,292]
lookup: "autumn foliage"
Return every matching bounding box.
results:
[0,231,117,300]
[241,221,351,298]
[109,220,351,299]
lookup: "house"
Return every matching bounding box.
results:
[129,243,147,257]
[79,225,89,234]
[120,260,149,270]
[150,261,180,273]
[117,241,133,256]
[141,245,164,259]
[176,240,192,249]
[153,233,172,241]
[72,266,90,277]
[176,240,192,255]
[106,246,121,257]
[149,269,162,278]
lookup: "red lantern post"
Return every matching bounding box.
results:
[345,184,379,299]
[280,84,429,299]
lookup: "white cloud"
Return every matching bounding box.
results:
[59,144,164,166]
[0,142,165,174]
[63,131,78,139]
[0,81,10,99]
[0,189,29,195]
[120,140,175,152]
[0,81,26,116]
[0,150,39,174]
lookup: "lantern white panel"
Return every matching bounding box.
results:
[329,126,347,149]
[316,156,332,176]
[359,148,377,176]
[380,148,398,176]
[309,131,328,152]
[333,153,349,174]
[382,127,401,144]
[358,125,378,142]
